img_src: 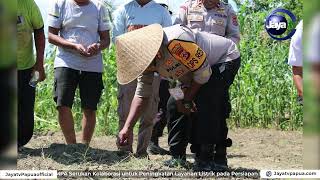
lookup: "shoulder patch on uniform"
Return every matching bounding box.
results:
[231,13,239,26]
[167,39,206,72]
[180,5,187,11]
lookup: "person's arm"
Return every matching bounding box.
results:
[87,3,111,55]
[47,0,74,50]
[98,30,110,50]
[118,96,150,145]
[226,6,240,44]
[87,30,110,56]
[48,27,89,56]
[48,27,74,49]
[184,80,202,101]
[292,66,303,97]
[122,96,149,131]
[288,21,303,98]
[30,0,46,81]
[179,61,212,113]
[47,0,91,56]
[175,80,202,115]
[118,73,154,145]
[33,27,46,81]
[112,7,126,43]
[162,9,173,27]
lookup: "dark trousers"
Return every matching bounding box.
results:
[192,58,240,155]
[167,96,193,159]
[18,68,35,147]
[0,68,15,151]
[167,57,241,157]
[151,80,170,142]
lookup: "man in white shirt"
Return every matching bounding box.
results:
[48,0,111,145]
[175,0,240,169]
[113,0,172,156]
[288,20,303,104]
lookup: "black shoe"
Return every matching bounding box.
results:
[214,156,228,171]
[134,152,149,159]
[193,158,213,172]
[147,142,170,155]
[214,144,229,171]
[163,158,189,168]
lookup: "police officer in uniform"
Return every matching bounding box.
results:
[175,0,240,43]
[115,24,241,171]
[175,0,240,170]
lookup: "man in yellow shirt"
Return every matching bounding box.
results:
[17,0,46,147]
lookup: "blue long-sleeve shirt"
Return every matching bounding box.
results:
[112,0,172,43]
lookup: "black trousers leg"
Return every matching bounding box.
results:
[167,96,191,159]
[0,68,15,151]
[18,68,35,147]
[192,58,241,157]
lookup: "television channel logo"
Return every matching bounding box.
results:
[265,8,297,40]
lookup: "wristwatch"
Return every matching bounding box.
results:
[182,100,193,109]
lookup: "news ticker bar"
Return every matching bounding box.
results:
[1,170,320,179]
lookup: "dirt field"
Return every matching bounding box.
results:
[17,128,302,178]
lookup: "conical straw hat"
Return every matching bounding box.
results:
[115,24,164,84]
